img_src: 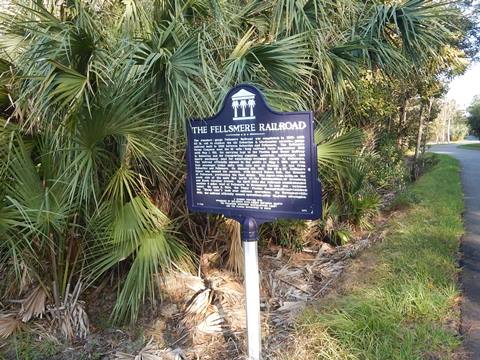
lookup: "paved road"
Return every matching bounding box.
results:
[429,139,480,358]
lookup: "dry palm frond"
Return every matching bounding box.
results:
[196,311,224,334]
[176,271,246,341]
[274,266,311,301]
[224,219,243,274]
[199,252,222,274]
[183,288,214,322]
[0,313,21,338]
[302,220,321,244]
[160,271,205,303]
[56,300,89,341]
[115,338,186,360]
[19,286,47,322]
[272,301,306,327]
[48,280,89,341]
[19,261,34,295]
[30,322,61,345]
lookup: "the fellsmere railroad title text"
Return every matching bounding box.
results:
[191,121,307,134]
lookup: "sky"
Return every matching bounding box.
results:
[446,62,480,110]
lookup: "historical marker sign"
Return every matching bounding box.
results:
[186,84,321,360]
[186,84,321,222]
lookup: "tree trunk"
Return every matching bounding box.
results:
[412,101,425,180]
[420,98,434,166]
[398,97,409,148]
[442,107,447,142]
[447,115,451,143]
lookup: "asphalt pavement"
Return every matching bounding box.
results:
[429,138,480,358]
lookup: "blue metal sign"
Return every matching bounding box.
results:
[186,84,322,222]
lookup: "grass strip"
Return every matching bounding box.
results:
[283,155,464,360]
[457,143,480,150]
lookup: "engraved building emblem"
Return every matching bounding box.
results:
[231,89,256,120]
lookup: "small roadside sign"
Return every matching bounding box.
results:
[186,84,322,360]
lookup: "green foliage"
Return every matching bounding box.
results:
[450,120,470,141]
[318,202,353,246]
[0,59,10,109]
[361,135,409,192]
[318,153,384,245]
[351,72,398,126]
[346,191,381,230]
[467,95,480,136]
[285,154,464,359]
[8,332,60,360]
[315,117,364,172]
[341,161,382,230]
[260,219,308,251]
[86,197,194,323]
[0,0,472,327]
[430,99,470,143]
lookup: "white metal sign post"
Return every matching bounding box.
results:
[242,217,261,360]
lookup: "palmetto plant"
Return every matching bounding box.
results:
[0,0,465,328]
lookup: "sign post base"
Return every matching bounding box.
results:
[242,217,261,360]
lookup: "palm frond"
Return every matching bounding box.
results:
[315,115,363,170]
[86,196,192,323]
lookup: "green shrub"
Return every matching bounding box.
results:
[260,219,308,251]
[318,202,353,246]
[347,191,381,230]
[361,135,409,192]
[8,332,60,360]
